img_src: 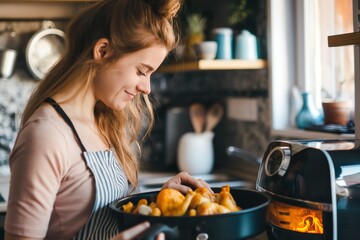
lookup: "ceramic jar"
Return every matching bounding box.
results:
[235,30,258,60]
[177,131,214,175]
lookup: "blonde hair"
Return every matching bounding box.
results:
[21,0,183,187]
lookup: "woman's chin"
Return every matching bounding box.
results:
[115,102,126,111]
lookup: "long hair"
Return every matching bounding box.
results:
[20,0,183,187]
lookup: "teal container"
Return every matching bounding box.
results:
[212,28,233,59]
[295,91,323,129]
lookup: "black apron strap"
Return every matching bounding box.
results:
[45,97,87,152]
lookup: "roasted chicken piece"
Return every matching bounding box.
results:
[156,188,196,216]
[151,207,161,216]
[192,186,238,215]
[197,202,231,215]
[217,185,241,212]
[132,198,149,214]
[124,185,241,217]
[190,187,212,208]
[121,201,134,213]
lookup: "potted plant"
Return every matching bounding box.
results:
[184,13,207,60]
[321,77,354,126]
[228,0,253,29]
[227,0,265,59]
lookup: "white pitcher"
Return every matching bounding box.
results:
[177,131,214,175]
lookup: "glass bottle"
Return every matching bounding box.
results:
[295,91,323,129]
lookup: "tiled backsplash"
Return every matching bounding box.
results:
[0,70,37,175]
[142,69,271,175]
[0,20,67,174]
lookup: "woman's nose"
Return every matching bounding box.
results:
[136,77,151,95]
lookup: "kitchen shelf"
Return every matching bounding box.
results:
[328,31,360,47]
[0,0,96,2]
[272,128,354,140]
[0,1,95,19]
[158,59,267,73]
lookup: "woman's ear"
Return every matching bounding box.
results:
[93,38,111,60]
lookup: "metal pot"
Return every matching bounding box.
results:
[110,188,270,240]
[0,48,17,78]
[25,21,65,80]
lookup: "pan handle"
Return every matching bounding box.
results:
[226,146,261,164]
[137,223,179,240]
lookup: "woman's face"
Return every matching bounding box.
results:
[93,45,168,110]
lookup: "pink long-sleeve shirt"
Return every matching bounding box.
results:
[5,104,95,239]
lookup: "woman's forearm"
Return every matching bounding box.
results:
[5,231,43,240]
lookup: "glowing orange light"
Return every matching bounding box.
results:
[269,201,324,234]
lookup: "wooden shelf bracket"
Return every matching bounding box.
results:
[328,31,360,47]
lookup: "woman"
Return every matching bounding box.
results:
[4,0,211,239]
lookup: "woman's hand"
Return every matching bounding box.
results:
[112,222,164,240]
[161,172,213,194]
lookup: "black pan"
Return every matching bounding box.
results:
[110,188,270,240]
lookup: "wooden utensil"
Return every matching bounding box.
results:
[205,103,224,132]
[189,103,206,134]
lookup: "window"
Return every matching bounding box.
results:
[269,0,354,138]
[309,0,354,102]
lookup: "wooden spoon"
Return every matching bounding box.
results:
[205,103,224,132]
[189,103,206,134]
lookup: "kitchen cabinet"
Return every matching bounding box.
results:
[158,59,267,73]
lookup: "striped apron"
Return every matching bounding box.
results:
[45,98,129,240]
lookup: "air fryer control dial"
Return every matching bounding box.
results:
[265,146,291,177]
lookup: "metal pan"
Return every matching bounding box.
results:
[110,188,270,240]
[25,21,65,80]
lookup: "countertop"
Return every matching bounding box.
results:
[0,170,254,213]
[139,171,254,192]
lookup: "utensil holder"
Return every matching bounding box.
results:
[177,131,214,175]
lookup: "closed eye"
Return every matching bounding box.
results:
[137,69,147,77]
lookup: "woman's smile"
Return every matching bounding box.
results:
[124,90,136,100]
[93,45,168,111]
